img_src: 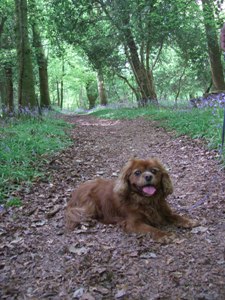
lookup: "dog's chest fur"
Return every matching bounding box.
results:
[120,192,165,225]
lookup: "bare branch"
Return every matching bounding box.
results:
[117,73,138,99]
[152,39,164,70]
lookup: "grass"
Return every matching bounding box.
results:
[0,115,73,205]
[5,197,22,208]
[91,105,225,157]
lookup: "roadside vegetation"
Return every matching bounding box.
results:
[0,114,72,205]
[1,102,224,207]
[91,105,225,159]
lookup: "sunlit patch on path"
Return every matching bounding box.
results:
[75,118,121,127]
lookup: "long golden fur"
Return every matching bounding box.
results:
[66,158,197,241]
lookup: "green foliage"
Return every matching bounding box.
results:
[48,45,97,109]
[5,197,22,208]
[48,3,119,72]
[1,0,224,110]
[91,106,225,157]
[0,115,72,203]
[0,0,17,66]
[154,47,210,101]
[48,0,220,107]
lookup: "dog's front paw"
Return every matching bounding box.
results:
[181,218,199,228]
[153,231,176,244]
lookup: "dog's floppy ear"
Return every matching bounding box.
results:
[161,170,173,196]
[114,159,134,195]
[153,159,173,196]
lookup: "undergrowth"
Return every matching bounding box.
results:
[0,115,72,205]
[91,106,225,159]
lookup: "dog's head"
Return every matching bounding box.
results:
[114,158,173,197]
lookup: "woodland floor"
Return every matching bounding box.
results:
[1,114,225,300]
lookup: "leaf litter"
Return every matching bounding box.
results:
[0,115,225,299]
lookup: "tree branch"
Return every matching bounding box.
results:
[117,73,138,99]
[0,16,7,38]
[175,65,187,102]
[152,39,164,70]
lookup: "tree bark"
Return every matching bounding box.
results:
[5,65,14,112]
[86,79,98,109]
[122,15,158,106]
[0,66,13,115]
[15,0,36,109]
[97,69,107,106]
[0,17,14,115]
[32,23,51,108]
[98,0,158,106]
[56,81,60,106]
[60,79,64,109]
[0,69,7,112]
[117,74,139,101]
[175,65,186,106]
[202,0,225,91]
[0,17,7,37]
[60,59,64,109]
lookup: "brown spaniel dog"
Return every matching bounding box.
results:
[66,158,198,242]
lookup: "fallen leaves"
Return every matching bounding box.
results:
[68,245,89,255]
[191,226,209,234]
[140,252,157,259]
[46,205,61,218]
[1,115,225,299]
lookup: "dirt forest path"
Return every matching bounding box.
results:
[1,115,225,300]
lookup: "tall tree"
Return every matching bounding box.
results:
[0,16,10,113]
[60,57,64,109]
[86,78,98,109]
[96,0,158,105]
[0,2,15,114]
[30,0,51,108]
[2,65,14,112]
[32,22,51,108]
[202,0,225,91]
[35,0,225,107]
[97,69,107,106]
[14,0,36,109]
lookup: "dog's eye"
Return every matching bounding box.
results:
[134,170,141,176]
[150,168,158,174]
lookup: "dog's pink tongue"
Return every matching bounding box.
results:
[143,186,156,196]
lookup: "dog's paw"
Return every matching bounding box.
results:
[154,231,176,244]
[181,218,199,228]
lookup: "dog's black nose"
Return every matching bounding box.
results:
[145,175,152,182]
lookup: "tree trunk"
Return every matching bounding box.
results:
[60,59,64,109]
[86,79,98,109]
[202,0,225,91]
[5,65,14,112]
[0,17,7,37]
[15,0,36,109]
[87,93,97,109]
[175,65,186,107]
[0,69,7,113]
[56,81,60,106]
[0,66,13,115]
[0,16,13,115]
[98,1,158,106]
[60,80,63,109]
[122,17,158,106]
[97,69,107,106]
[32,23,51,108]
